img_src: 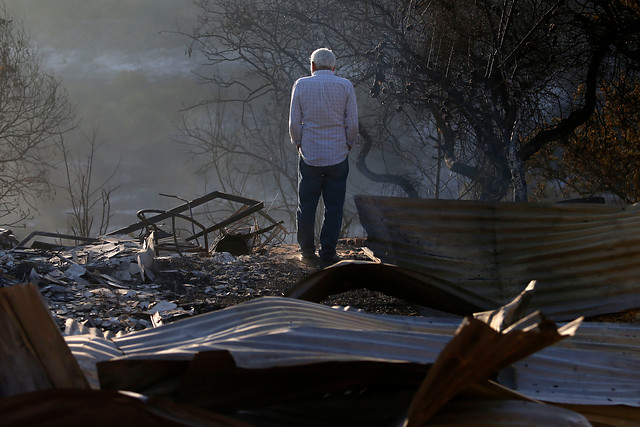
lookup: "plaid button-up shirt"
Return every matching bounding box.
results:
[289,70,359,167]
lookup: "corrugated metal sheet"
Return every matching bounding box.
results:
[65,335,123,389]
[98,294,598,426]
[112,297,457,366]
[99,297,640,408]
[354,195,640,320]
[285,260,484,315]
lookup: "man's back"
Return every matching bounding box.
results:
[289,69,358,167]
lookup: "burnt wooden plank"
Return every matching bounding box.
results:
[0,284,89,397]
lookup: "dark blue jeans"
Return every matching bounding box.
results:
[297,157,349,260]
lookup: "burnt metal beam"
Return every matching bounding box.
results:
[16,231,99,249]
[186,200,264,242]
[106,191,263,238]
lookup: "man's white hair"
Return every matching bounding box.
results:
[310,48,336,70]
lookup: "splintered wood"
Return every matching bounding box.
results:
[0,283,89,397]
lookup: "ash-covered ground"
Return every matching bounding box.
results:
[1,238,418,337]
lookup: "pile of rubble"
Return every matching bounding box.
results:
[0,190,306,336]
[0,227,379,338]
[0,234,302,337]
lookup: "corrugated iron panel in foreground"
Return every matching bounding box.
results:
[355,195,640,320]
[104,297,640,408]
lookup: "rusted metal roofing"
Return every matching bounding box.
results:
[354,195,640,320]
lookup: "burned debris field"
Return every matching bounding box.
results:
[2,237,413,336]
[2,195,640,426]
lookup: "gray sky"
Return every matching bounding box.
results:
[3,0,210,233]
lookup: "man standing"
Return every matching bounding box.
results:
[289,48,359,268]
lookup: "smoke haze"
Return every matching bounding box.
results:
[3,0,208,235]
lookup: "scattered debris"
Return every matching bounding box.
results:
[0,238,321,335]
[107,190,288,256]
[0,191,301,335]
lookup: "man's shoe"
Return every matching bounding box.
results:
[299,253,319,267]
[319,255,341,268]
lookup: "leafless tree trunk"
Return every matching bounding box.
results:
[58,129,119,237]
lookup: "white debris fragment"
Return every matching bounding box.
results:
[212,252,236,264]
[144,300,178,314]
[137,232,157,282]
